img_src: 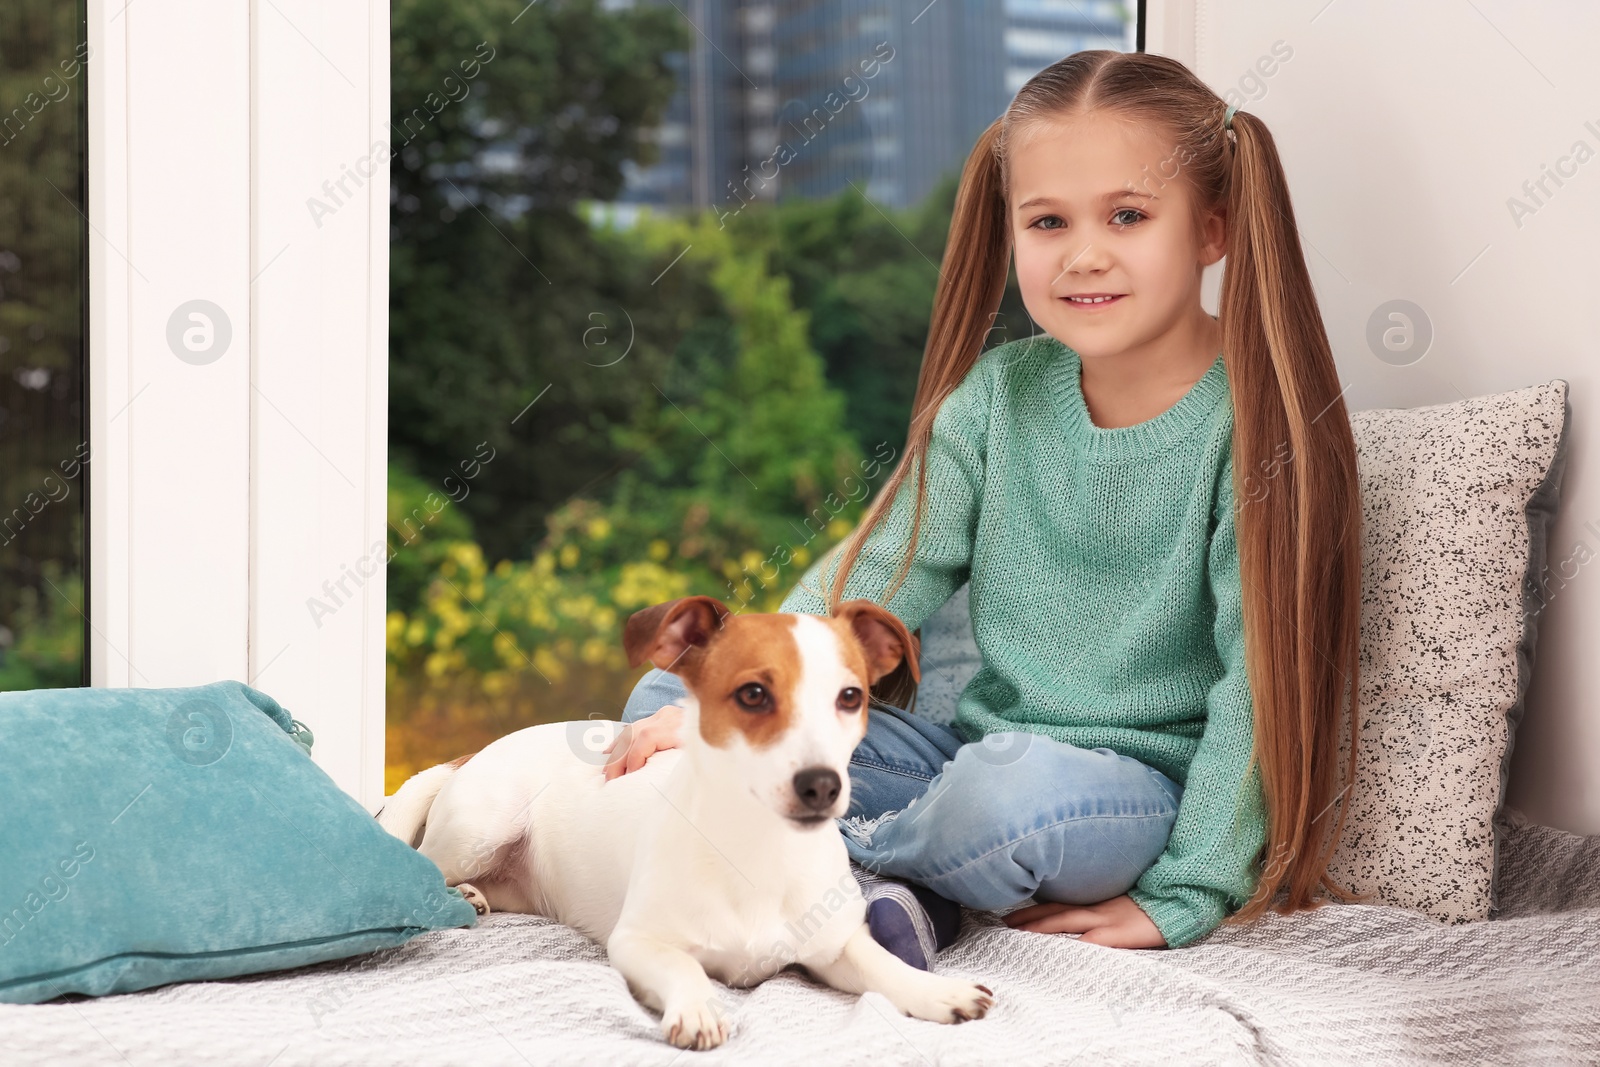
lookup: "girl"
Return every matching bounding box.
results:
[604,50,1363,964]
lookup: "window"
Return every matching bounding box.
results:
[382,0,1137,792]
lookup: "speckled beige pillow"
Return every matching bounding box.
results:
[907,379,1571,925]
[1324,379,1571,923]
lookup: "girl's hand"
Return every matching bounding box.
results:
[1002,895,1167,948]
[601,704,685,782]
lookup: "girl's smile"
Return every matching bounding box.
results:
[1062,293,1127,309]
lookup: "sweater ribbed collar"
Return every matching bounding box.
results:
[1048,338,1230,461]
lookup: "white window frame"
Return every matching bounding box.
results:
[88,0,391,812]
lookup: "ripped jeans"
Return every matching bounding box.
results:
[621,667,1183,912]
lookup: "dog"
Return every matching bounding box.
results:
[377,594,994,1050]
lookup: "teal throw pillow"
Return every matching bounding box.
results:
[0,680,477,1004]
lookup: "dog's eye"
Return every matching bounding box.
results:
[735,683,771,711]
[838,687,863,712]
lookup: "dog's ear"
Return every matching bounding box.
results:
[833,600,920,686]
[623,596,733,672]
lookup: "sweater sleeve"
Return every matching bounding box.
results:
[1126,454,1269,948]
[777,356,993,634]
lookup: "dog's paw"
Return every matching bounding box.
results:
[661,996,730,1050]
[893,973,994,1025]
[455,883,491,917]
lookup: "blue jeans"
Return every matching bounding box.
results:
[621,667,1184,913]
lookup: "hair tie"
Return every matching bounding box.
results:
[1224,103,1239,130]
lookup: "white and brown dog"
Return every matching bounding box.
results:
[378,595,994,1050]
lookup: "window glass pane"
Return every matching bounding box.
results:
[0,1,90,691]
[385,0,1134,787]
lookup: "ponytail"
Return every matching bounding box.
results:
[1217,108,1370,920]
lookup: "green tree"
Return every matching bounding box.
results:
[388,0,692,565]
[725,171,1034,461]
[0,1,89,688]
[566,207,871,607]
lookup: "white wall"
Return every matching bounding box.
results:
[89,0,390,811]
[1151,0,1599,833]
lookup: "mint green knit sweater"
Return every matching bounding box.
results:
[778,333,1268,948]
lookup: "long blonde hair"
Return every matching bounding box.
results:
[819,51,1367,926]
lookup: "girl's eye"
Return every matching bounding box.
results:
[735,683,771,712]
[1030,215,1065,231]
[1111,208,1146,227]
[837,687,863,712]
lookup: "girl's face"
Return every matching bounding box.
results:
[1007,110,1226,362]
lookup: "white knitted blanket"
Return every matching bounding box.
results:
[4,807,1596,1066]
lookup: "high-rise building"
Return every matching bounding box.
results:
[602,0,1131,223]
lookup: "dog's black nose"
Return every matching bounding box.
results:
[793,767,841,812]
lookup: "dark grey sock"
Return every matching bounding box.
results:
[853,865,963,970]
